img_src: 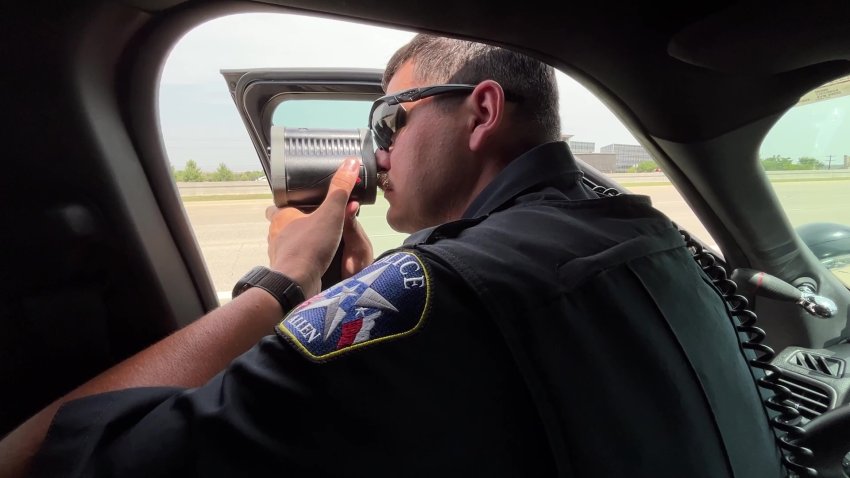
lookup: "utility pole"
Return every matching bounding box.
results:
[826,155,833,170]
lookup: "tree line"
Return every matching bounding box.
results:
[626,155,845,173]
[172,160,264,182]
[760,155,841,171]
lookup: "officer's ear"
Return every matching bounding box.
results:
[467,80,505,153]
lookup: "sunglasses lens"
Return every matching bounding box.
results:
[370,101,403,150]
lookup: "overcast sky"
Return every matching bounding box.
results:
[158,12,849,172]
[158,12,642,171]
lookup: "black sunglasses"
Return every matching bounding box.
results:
[368,84,477,151]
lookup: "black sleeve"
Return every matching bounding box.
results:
[29,386,193,477]
[30,251,555,478]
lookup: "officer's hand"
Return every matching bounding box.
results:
[265,156,361,297]
[341,200,373,280]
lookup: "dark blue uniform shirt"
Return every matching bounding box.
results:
[31,142,782,477]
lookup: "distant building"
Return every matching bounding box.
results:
[600,143,653,172]
[575,153,617,173]
[845,155,850,169]
[568,141,595,154]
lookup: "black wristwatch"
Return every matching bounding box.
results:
[231,266,305,313]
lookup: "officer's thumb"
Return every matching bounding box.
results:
[319,156,361,215]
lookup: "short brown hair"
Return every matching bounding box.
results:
[384,34,561,143]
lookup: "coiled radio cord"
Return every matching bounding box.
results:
[583,179,816,477]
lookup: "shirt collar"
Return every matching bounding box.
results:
[462,141,584,219]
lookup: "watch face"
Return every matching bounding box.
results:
[247,266,270,282]
[233,266,303,309]
[233,266,269,298]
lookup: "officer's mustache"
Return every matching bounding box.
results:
[377,171,391,191]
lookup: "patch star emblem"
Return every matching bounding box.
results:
[277,251,431,361]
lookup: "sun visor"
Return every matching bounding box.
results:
[668,2,850,75]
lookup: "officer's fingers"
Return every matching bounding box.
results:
[267,205,309,268]
[343,203,372,253]
[267,204,307,222]
[345,200,360,220]
[319,156,361,214]
[266,205,306,236]
[343,221,372,257]
[265,205,276,222]
[342,201,373,278]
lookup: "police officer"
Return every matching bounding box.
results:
[1,35,783,477]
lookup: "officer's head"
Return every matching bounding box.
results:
[370,34,560,233]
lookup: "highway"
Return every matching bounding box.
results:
[183,180,850,299]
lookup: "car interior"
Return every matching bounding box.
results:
[3,1,850,476]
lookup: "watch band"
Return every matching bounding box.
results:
[232,266,305,313]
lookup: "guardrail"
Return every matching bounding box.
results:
[607,169,850,183]
[177,181,271,196]
[176,169,850,196]
[761,169,850,178]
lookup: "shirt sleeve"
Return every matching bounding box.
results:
[29,250,555,478]
[29,386,192,477]
[29,335,321,478]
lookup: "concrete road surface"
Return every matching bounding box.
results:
[183,180,850,301]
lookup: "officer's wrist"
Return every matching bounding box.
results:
[270,264,318,298]
[226,287,294,335]
[240,287,285,316]
[233,266,307,316]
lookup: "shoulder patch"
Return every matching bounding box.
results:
[277,251,431,361]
